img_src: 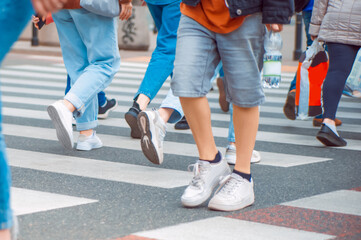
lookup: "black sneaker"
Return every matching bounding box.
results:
[125,101,141,138]
[316,124,347,147]
[174,116,190,130]
[98,98,117,119]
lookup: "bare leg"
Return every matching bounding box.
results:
[233,105,259,174]
[158,108,174,123]
[63,100,93,136]
[323,118,335,126]
[180,97,217,160]
[0,229,11,240]
[136,94,151,111]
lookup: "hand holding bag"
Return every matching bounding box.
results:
[80,0,120,17]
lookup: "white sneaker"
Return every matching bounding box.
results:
[137,110,166,165]
[208,173,254,211]
[47,100,74,149]
[225,145,261,164]
[76,131,103,151]
[181,157,231,207]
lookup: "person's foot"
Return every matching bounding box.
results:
[208,173,254,211]
[216,77,229,112]
[47,100,74,149]
[125,101,141,138]
[313,118,342,127]
[316,123,347,147]
[283,89,296,120]
[174,116,190,130]
[98,98,117,119]
[76,131,103,151]
[225,145,261,164]
[137,110,167,165]
[181,157,231,207]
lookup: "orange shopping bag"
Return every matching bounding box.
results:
[296,39,328,119]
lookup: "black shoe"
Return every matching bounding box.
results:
[174,116,190,130]
[98,98,117,119]
[316,124,347,147]
[125,101,141,138]
[283,90,296,120]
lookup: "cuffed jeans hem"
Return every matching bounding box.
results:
[160,105,183,124]
[76,120,97,131]
[228,138,236,143]
[229,98,266,108]
[64,92,85,117]
[172,90,208,98]
[0,209,13,230]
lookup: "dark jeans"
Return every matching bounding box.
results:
[65,75,107,107]
[322,43,360,120]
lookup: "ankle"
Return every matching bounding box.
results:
[323,118,335,126]
[62,99,76,112]
[136,94,150,111]
[0,229,11,240]
[80,129,93,137]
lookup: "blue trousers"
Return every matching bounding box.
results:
[53,9,120,131]
[0,0,34,230]
[134,1,181,101]
[65,75,107,107]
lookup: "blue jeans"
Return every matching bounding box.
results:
[53,9,120,131]
[172,14,265,107]
[0,0,34,230]
[65,75,107,107]
[134,1,181,101]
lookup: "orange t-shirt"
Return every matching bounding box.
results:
[180,0,246,34]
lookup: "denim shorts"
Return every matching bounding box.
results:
[171,14,266,107]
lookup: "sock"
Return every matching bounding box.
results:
[324,122,339,136]
[200,151,221,164]
[233,169,251,182]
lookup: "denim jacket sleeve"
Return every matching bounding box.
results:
[182,0,294,24]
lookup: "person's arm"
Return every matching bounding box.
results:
[309,0,328,40]
[31,0,68,16]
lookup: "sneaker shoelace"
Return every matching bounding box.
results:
[215,175,245,196]
[187,162,211,190]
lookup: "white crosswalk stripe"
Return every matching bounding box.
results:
[1,61,360,234]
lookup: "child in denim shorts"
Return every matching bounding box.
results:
[171,0,293,211]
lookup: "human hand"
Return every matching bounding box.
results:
[141,0,147,6]
[119,2,133,21]
[269,24,283,32]
[32,15,46,29]
[31,0,67,16]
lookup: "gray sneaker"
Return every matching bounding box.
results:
[47,100,74,149]
[208,173,254,211]
[137,110,166,165]
[225,145,261,164]
[181,157,231,207]
[76,132,102,151]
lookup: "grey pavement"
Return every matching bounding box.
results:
[1,20,360,240]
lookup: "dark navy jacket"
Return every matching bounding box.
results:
[182,0,294,24]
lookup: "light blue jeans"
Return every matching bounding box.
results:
[0,0,34,230]
[134,1,181,102]
[52,9,120,131]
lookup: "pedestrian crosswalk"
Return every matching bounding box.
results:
[1,57,360,239]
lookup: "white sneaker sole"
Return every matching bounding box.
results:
[138,112,162,165]
[47,104,73,150]
[208,194,254,212]
[76,142,103,151]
